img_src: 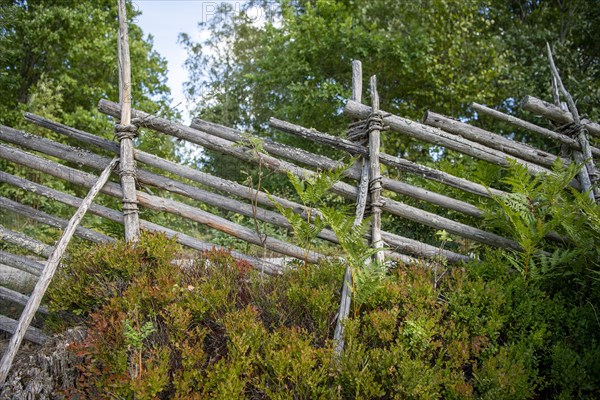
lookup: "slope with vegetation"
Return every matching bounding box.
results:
[36,161,599,399]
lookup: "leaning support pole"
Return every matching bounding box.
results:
[0,157,119,386]
[116,0,140,242]
[547,43,597,202]
[334,60,364,359]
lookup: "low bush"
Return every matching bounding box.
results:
[46,230,600,399]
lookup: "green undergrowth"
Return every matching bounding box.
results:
[46,232,600,399]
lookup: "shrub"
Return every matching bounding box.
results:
[48,229,600,398]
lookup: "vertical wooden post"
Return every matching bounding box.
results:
[117,0,140,242]
[351,60,363,106]
[0,158,119,386]
[369,75,385,264]
[334,60,364,359]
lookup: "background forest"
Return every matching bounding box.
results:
[1,0,600,398]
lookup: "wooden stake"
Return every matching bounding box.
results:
[369,75,385,265]
[351,60,368,224]
[351,59,362,104]
[0,157,118,386]
[333,265,353,358]
[117,0,140,242]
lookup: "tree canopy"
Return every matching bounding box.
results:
[181,0,600,148]
[0,0,175,152]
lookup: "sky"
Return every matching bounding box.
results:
[133,1,277,124]
[133,1,214,124]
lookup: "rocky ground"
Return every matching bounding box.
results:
[0,328,85,399]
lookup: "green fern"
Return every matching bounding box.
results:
[271,161,388,309]
[484,158,595,279]
[319,206,380,267]
[319,204,388,310]
[269,164,348,264]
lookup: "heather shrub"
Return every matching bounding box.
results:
[47,229,600,399]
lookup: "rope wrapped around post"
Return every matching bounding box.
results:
[114,121,138,141]
[365,110,389,208]
[115,0,141,242]
[366,110,387,214]
[346,120,368,144]
[114,120,140,218]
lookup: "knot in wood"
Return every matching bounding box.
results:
[114,123,138,140]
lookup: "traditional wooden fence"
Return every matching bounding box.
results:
[1,55,598,377]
